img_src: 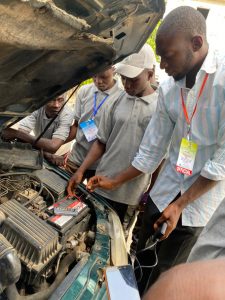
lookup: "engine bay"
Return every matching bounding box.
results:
[0,169,96,299]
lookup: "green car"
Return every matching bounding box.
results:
[0,1,164,299]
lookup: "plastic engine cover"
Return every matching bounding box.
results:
[0,200,61,273]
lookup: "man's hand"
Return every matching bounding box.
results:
[2,128,18,141]
[45,153,65,167]
[87,175,118,192]
[67,170,84,196]
[154,202,183,239]
[153,176,218,240]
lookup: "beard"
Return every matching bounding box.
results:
[173,49,194,81]
[173,73,186,81]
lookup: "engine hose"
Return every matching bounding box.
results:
[6,251,87,300]
[0,171,44,206]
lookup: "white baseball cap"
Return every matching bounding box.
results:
[115,44,156,78]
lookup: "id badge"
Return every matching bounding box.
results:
[176,138,198,176]
[80,119,98,142]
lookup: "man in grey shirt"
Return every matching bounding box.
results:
[2,94,74,153]
[65,67,123,178]
[67,44,158,222]
[187,197,225,263]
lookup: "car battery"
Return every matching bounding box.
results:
[47,195,90,236]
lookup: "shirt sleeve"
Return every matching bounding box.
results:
[201,83,225,180]
[74,86,85,122]
[132,87,175,174]
[52,106,74,141]
[18,110,38,133]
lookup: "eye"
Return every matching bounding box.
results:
[131,78,139,83]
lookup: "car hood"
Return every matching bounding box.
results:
[0,0,165,129]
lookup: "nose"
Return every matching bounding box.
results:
[124,78,132,90]
[95,77,103,85]
[160,58,168,70]
[53,100,61,108]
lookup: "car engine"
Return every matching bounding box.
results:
[0,169,96,299]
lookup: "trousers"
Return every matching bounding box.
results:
[99,196,128,223]
[65,159,95,179]
[135,195,203,295]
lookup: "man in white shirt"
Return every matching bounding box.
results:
[86,6,225,291]
[2,95,74,153]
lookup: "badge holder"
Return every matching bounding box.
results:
[176,73,208,176]
[176,137,198,176]
[80,119,98,142]
[80,92,109,142]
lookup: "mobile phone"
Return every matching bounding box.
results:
[105,265,140,300]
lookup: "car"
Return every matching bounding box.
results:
[0,1,165,299]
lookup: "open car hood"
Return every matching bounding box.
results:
[0,0,165,128]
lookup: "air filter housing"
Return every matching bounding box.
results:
[0,200,61,273]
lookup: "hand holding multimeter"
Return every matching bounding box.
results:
[152,201,183,241]
[152,222,168,242]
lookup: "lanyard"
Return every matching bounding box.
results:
[93,92,109,118]
[181,73,209,138]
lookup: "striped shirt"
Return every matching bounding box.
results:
[132,48,225,227]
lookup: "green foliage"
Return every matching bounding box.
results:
[80,78,93,86]
[146,21,161,62]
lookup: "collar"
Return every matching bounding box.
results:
[127,90,158,104]
[200,47,217,74]
[93,80,119,95]
[43,107,50,120]
[175,47,218,89]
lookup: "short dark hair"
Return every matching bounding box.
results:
[157,6,207,39]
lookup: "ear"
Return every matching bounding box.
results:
[191,36,203,52]
[147,69,154,80]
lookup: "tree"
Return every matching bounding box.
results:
[146,21,161,62]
